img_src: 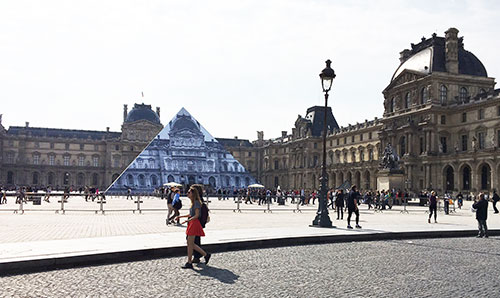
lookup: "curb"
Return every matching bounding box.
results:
[1,229,498,276]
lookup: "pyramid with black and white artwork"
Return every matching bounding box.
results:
[106,108,255,194]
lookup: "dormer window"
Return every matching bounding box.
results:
[440,85,448,104]
[459,87,468,102]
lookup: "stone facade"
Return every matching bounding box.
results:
[2,28,500,194]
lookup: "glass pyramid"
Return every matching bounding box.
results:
[106,108,255,194]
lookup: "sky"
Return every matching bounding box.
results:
[1,0,500,141]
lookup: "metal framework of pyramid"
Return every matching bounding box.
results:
[106,108,255,194]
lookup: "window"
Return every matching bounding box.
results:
[369,132,372,140]
[439,85,447,104]
[336,139,340,145]
[440,115,446,125]
[478,109,485,120]
[50,143,54,149]
[400,136,406,156]
[33,154,40,165]
[93,156,99,167]
[462,112,467,123]
[65,143,70,150]
[368,149,373,161]
[8,140,14,146]
[63,156,70,166]
[420,87,428,104]
[6,152,14,163]
[461,135,468,151]
[440,137,447,153]
[351,152,356,163]
[459,87,468,102]
[343,152,347,163]
[351,135,355,142]
[360,150,365,161]
[274,160,279,170]
[248,152,252,157]
[94,144,99,151]
[34,142,39,148]
[80,144,84,150]
[344,137,347,144]
[404,92,411,109]
[313,143,317,149]
[329,140,332,146]
[130,146,134,151]
[360,134,363,141]
[115,145,119,151]
[49,155,55,166]
[478,132,485,149]
[275,148,278,154]
[419,137,424,154]
[390,97,395,112]
[79,156,85,166]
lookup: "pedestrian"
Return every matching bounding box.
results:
[176,186,211,269]
[428,191,438,223]
[347,185,362,229]
[472,193,489,238]
[169,188,182,225]
[166,187,174,225]
[335,189,345,220]
[492,190,499,214]
[126,188,133,200]
[191,184,206,264]
[457,192,463,209]
[444,192,450,214]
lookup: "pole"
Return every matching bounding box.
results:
[312,92,333,227]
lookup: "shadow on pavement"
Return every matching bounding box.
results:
[195,265,239,284]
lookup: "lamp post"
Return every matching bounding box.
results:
[312,60,335,228]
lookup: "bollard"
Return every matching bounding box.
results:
[14,199,24,215]
[233,196,242,213]
[56,195,66,214]
[400,197,409,214]
[95,195,106,215]
[293,199,302,213]
[133,196,143,214]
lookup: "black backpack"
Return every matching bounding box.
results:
[200,203,210,228]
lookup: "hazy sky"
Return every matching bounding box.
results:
[1,0,499,141]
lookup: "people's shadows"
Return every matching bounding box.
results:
[194,265,239,284]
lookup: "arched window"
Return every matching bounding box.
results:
[77,173,85,185]
[439,85,448,104]
[127,174,134,185]
[151,175,158,186]
[7,171,14,184]
[420,87,428,104]
[48,172,54,185]
[459,87,468,102]
[404,92,411,109]
[167,175,175,183]
[138,174,145,186]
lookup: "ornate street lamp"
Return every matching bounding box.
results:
[312,60,335,228]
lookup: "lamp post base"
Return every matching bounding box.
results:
[311,213,334,228]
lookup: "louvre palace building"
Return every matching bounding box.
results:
[1,27,500,194]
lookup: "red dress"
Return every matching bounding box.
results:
[186,218,205,236]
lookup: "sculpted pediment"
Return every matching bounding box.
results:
[384,69,428,91]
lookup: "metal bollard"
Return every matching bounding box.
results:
[14,199,24,214]
[400,197,409,214]
[293,199,302,213]
[133,196,143,214]
[95,195,106,215]
[56,195,66,214]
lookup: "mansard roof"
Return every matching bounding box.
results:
[304,106,340,137]
[7,126,121,140]
[216,138,253,148]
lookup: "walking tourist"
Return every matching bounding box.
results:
[176,186,211,269]
[335,189,345,220]
[166,187,174,225]
[169,188,181,225]
[428,191,438,223]
[472,193,489,238]
[43,186,51,203]
[492,190,499,214]
[191,184,207,263]
[457,192,464,209]
[347,185,361,229]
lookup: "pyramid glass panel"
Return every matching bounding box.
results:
[106,108,255,194]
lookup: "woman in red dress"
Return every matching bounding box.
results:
[176,186,211,269]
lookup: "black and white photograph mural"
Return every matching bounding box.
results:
[106,108,255,194]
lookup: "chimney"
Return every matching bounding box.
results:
[234,136,238,139]
[156,107,160,118]
[123,104,128,122]
[25,122,29,128]
[257,131,264,141]
[445,27,459,74]
[281,131,287,138]
[106,127,110,132]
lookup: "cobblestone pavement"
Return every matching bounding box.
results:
[2,237,499,297]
